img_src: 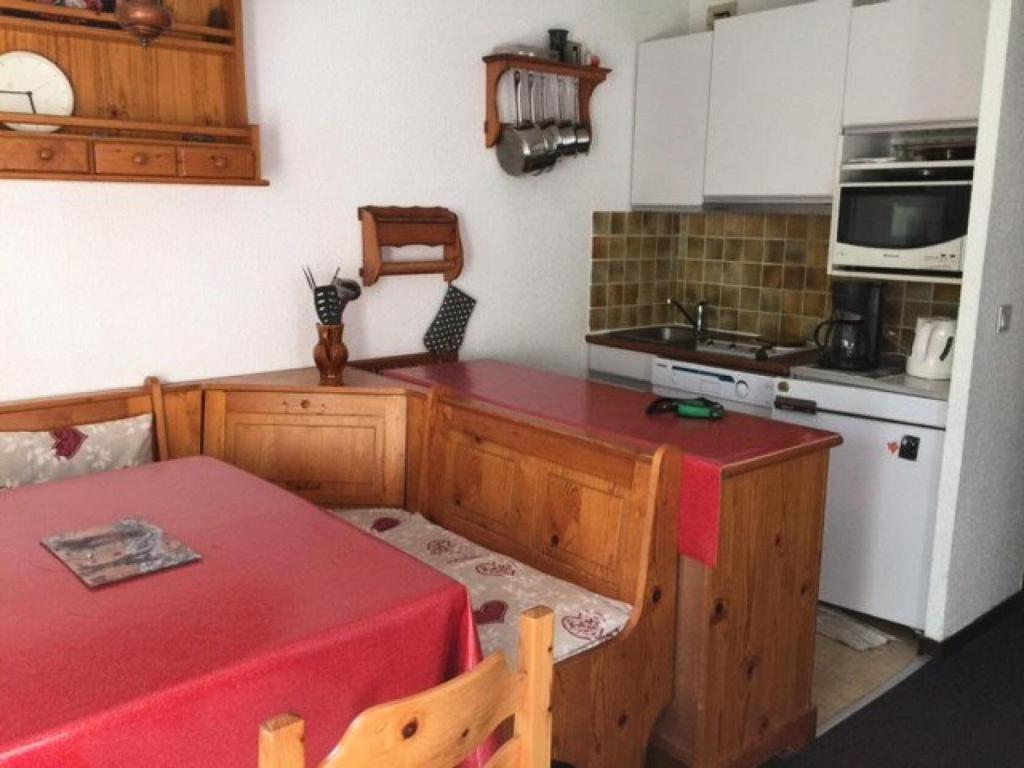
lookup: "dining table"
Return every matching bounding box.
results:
[0,456,482,767]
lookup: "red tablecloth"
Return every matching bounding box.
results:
[0,457,481,768]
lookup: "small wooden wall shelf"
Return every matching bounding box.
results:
[358,207,464,287]
[0,0,266,185]
[483,53,611,148]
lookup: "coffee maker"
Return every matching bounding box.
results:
[815,281,884,370]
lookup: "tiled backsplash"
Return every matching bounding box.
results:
[590,211,960,351]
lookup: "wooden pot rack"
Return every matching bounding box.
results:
[358,206,464,287]
[483,53,611,148]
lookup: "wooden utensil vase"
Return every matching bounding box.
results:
[313,324,348,385]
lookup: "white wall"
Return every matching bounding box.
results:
[0,0,690,402]
[926,0,1024,639]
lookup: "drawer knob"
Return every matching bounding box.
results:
[38,148,54,161]
[133,153,149,165]
[213,156,228,169]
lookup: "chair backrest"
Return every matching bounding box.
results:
[258,606,554,768]
[418,389,660,605]
[0,377,169,461]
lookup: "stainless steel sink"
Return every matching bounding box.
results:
[609,325,698,347]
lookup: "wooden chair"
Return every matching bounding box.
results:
[259,606,554,768]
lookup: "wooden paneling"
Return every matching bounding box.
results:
[202,389,407,507]
[163,385,203,458]
[656,450,828,768]
[0,27,238,125]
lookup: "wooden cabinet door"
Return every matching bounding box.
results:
[203,390,406,507]
[844,0,989,128]
[703,0,851,202]
[631,32,713,208]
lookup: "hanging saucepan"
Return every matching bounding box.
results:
[571,78,591,155]
[526,73,559,174]
[555,76,578,156]
[497,70,549,177]
[535,74,562,163]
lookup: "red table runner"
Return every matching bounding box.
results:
[0,457,481,767]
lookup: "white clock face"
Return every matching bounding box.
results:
[0,51,75,133]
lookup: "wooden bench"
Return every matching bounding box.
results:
[0,377,169,462]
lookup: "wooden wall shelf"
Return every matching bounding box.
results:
[358,207,464,287]
[0,0,265,185]
[483,53,611,148]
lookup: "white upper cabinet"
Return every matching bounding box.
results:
[631,33,713,208]
[703,0,852,202]
[844,0,989,128]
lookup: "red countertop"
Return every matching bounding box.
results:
[386,361,840,566]
[386,360,838,475]
[0,457,480,768]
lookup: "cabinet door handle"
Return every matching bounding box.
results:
[38,148,54,161]
[133,153,149,166]
[213,156,228,169]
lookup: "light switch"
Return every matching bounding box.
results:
[996,304,1013,333]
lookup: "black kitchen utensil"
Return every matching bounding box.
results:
[424,286,476,354]
[313,286,341,325]
[304,266,360,325]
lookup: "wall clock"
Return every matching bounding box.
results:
[0,51,75,133]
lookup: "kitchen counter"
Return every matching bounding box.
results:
[587,330,820,376]
[387,359,838,476]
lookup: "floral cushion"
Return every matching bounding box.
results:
[0,414,154,491]
[331,507,633,665]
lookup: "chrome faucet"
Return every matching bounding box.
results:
[668,298,709,338]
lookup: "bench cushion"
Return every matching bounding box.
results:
[0,414,154,491]
[332,507,633,665]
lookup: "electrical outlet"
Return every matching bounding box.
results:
[996,304,1012,333]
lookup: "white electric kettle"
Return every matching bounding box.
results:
[907,317,957,380]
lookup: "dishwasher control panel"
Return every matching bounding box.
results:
[652,359,777,410]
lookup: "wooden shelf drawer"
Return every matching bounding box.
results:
[179,146,255,179]
[94,143,177,177]
[0,137,89,173]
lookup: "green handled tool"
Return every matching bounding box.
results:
[645,396,726,420]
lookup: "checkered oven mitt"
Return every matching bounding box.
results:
[424,286,476,354]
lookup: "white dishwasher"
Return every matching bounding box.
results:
[771,367,949,631]
[652,358,778,416]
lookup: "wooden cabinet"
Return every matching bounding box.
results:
[844,0,989,128]
[703,0,851,202]
[0,0,265,186]
[203,389,407,507]
[630,33,712,209]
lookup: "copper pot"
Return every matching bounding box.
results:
[116,0,173,47]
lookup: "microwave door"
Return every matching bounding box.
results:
[833,182,971,275]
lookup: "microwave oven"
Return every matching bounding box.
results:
[830,180,971,278]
